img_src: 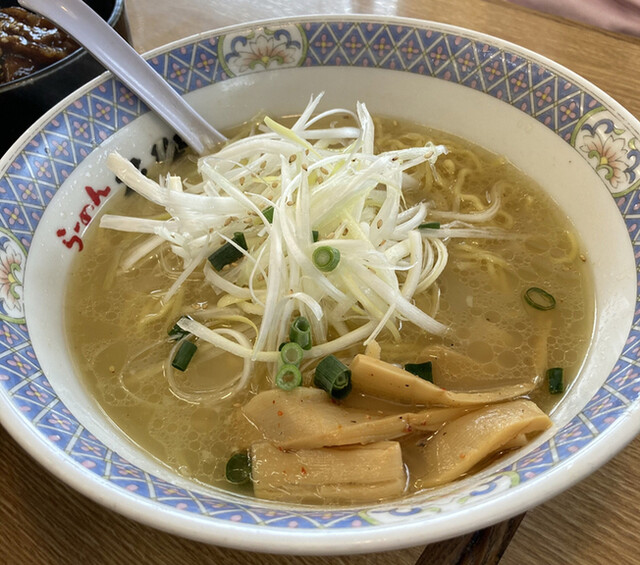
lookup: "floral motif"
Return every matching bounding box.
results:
[0,237,24,319]
[457,51,474,73]
[3,207,23,227]
[169,62,188,84]
[94,103,112,121]
[47,414,73,431]
[223,28,304,75]
[372,36,391,57]
[559,100,578,122]
[114,463,143,478]
[614,369,637,387]
[79,440,103,456]
[584,392,618,415]
[51,140,70,158]
[580,131,628,189]
[26,384,49,403]
[314,33,334,56]
[33,160,52,179]
[400,39,419,60]
[510,71,527,93]
[0,323,17,345]
[196,52,215,73]
[344,34,363,55]
[7,354,29,375]
[17,183,37,201]
[484,60,502,81]
[535,84,553,107]
[118,86,136,106]
[73,120,90,140]
[429,45,447,67]
[571,109,640,194]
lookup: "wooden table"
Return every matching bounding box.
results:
[4,0,640,563]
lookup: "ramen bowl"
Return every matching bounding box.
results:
[0,15,638,554]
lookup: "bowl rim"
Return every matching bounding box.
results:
[1,12,639,555]
[0,0,125,94]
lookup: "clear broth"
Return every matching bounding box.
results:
[65,117,595,498]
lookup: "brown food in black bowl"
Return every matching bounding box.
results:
[0,0,127,156]
[0,7,79,83]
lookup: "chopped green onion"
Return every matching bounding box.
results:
[262,206,274,223]
[312,245,341,272]
[280,342,304,366]
[312,230,319,243]
[418,222,441,230]
[547,367,564,394]
[275,364,303,390]
[208,232,248,271]
[171,341,197,372]
[314,355,352,399]
[168,316,192,340]
[405,361,433,383]
[289,316,312,350]
[524,287,556,311]
[225,452,251,484]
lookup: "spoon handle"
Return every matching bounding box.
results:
[18,0,226,154]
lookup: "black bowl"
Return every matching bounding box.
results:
[0,0,127,155]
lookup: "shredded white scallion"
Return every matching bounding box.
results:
[99,93,510,374]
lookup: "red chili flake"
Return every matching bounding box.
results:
[459,453,466,459]
[405,425,413,433]
[272,400,276,404]
[277,410,284,417]
[300,467,307,475]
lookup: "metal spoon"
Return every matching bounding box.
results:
[18,0,227,155]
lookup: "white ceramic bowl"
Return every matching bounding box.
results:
[0,15,638,554]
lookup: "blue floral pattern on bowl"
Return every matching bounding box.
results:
[1,18,640,532]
